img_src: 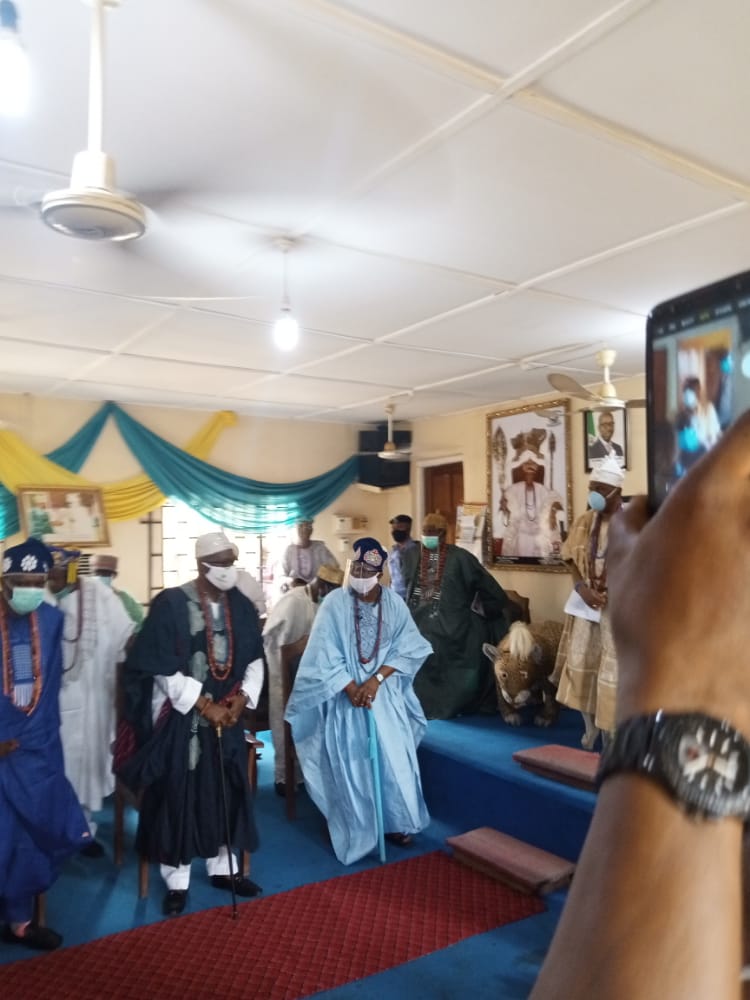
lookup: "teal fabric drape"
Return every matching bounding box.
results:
[0,403,114,538]
[0,402,360,538]
[109,405,359,531]
[47,402,114,469]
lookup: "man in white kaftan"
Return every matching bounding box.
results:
[263,564,343,794]
[52,570,134,841]
[285,537,433,865]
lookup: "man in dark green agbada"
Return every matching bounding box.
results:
[406,512,521,719]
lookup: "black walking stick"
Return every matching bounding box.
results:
[215,724,238,920]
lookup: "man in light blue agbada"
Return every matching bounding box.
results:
[285,536,432,865]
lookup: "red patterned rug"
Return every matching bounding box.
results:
[3,851,544,1000]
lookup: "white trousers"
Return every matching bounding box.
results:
[160,845,238,890]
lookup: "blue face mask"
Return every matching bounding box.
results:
[9,586,46,615]
[720,355,733,374]
[587,488,616,513]
[97,575,114,588]
[683,388,698,409]
[421,535,440,550]
[55,584,74,601]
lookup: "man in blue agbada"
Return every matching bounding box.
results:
[0,538,90,951]
[285,536,433,865]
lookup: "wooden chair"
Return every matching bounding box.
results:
[504,589,531,623]
[280,634,309,821]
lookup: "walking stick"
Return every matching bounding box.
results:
[215,724,238,920]
[367,710,387,863]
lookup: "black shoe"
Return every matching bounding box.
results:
[275,781,303,798]
[2,923,62,951]
[385,832,414,848]
[210,874,262,897]
[80,839,105,858]
[162,890,188,916]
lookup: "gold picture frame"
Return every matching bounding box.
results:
[486,399,572,572]
[16,485,110,548]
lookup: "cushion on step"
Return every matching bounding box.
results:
[446,826,575,895]
[512,744,599,791]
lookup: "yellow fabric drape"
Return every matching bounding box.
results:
[0,411,237,522]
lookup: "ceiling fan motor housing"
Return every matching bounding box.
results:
[40,152,145,241]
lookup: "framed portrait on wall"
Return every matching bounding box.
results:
[17,485,110,547]
[486,399,572,572]
[583,408,628,472]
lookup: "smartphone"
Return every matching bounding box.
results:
[646,268,750,509]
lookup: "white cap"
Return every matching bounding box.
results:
[590,454,624,488]
[512,449,544,468]
[195,531,238,559]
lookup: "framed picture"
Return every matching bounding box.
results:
[583,408,628,472]
[17,486,110,547]
[486,400,572,572]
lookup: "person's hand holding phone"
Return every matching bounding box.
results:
[609,409,750,738]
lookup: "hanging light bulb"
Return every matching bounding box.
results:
[273,306,299,351]
[0,1,30,116]
[272,239,300,351]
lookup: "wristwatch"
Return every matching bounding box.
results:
[596,710,750,819]
[374,672,385,684]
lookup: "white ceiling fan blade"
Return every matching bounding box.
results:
[378,449,411,461]
[625,398,647,409]
[547,373,598,401]
[0,187,44,210]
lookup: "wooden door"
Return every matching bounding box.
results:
[423,462,464,544]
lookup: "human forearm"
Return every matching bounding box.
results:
[531,776,742,1000]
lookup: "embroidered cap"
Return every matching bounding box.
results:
[195,531,239,559]
[422,512,448,533]
[351,537,387,570]
[590,454,624,488]
[316,563,344,586]
[48,545,81,567]
[2,537,53,575]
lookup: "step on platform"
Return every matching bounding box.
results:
[512,744,600,792]
[446,826,575,896]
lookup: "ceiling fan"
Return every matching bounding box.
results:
[38,0,146,241]
[378,403,412,461]
[547,349,645,409]
[360,403,412,462]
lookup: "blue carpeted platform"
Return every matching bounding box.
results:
[419,708,597,862]
[0,715,591,998]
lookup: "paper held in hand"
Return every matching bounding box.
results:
[564,588,601,624]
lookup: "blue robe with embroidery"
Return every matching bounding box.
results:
[285,586,432,865]
[0,603,89,919]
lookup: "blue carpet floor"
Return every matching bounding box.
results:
[0,713,594,998]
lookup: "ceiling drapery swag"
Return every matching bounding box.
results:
[0,403,358,537]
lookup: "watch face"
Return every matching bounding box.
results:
[658,715,750,817]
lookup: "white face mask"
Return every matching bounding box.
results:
[202,563,238,591]
[350,575,379,596]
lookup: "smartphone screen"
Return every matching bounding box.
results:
[646,268,750,508]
